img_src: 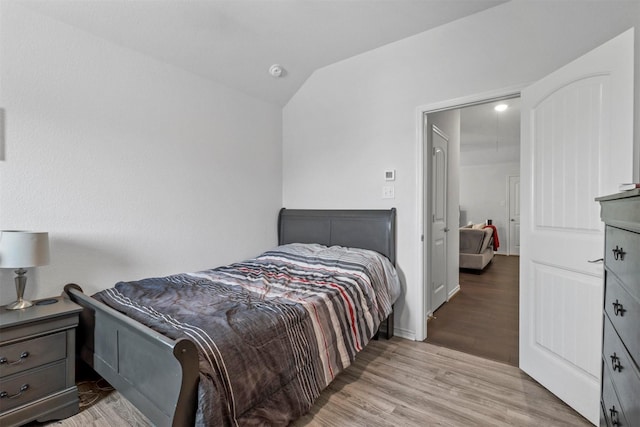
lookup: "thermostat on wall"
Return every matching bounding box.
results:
[385,170,396,181]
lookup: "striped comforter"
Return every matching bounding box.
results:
[94,243,401,426]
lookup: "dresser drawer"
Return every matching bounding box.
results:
[0,332,66,378]
[601,399,613,427]
[602,363,631,427]
[604,273,640,362]
[602,317,640,425]
[605,226,640,294]
[0,360,66,413]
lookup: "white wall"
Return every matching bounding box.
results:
[459,162,520,255]
[0,3,282,303]
[283,1,640,339]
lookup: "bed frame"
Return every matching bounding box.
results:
[64,208,397,427]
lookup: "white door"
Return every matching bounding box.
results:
[431,125,448,312]
[508,175,520,256]
[520,29,634,424]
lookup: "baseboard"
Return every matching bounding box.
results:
[448,284,461,300]
[392,328,416,341]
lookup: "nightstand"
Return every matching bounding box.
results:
[0,296,82,426]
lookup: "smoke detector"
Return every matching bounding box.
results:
[269,64,284,78]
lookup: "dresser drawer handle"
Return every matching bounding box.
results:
[610,353,623,372]
[612,300,626,317]
[0,384,29,399]
[612,246,626,261]
[0,351,29,365]
[609,405,620,426]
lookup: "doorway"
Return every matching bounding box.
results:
[423,95,521,366]
[417,30,633,423]
[428,255,519,365]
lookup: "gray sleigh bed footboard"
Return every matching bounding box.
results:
[63,284,199,427]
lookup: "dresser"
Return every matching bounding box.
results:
[0,296,82,426]
[597,189,640,427]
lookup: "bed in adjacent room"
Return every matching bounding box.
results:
[64,208,400,426]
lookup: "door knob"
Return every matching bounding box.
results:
[510,219,515,221]
[444,227,450,232]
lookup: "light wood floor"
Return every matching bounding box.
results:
[41,338,589,427]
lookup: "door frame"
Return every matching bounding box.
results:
[507,174,520,256]
[416,84,525,341]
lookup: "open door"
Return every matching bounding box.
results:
[430,124,449,312]
[520,29,634,424]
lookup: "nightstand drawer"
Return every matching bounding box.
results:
[605,226,640,295]
[604,273,640,361]
[603,317,640,425]
[0,360,66,413]
[0,332,66,378]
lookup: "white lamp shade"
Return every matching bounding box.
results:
[0,231,50,268]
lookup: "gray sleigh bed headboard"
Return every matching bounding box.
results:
[278,208,397,265]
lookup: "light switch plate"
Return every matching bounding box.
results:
[382,185,395,199]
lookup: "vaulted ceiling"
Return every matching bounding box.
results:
[19,0,506,106]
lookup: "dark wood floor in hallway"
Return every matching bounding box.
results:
[426,254,519,366]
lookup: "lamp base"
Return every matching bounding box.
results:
[6,268,33,310]
[6,298,33,310]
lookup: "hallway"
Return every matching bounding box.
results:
[425,255,519,366]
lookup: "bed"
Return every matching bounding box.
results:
[64,208,399,426]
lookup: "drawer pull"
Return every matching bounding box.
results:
[610,353,623,372]
[612,300,626,317]
[612,246,626,261]
[0,351,29,365]
[0,384,29,399]
[609,405,620,426]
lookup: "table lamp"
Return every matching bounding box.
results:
[0,231,50,310]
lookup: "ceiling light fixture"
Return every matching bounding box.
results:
[269,64,284,78]
[494,103,508,112]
